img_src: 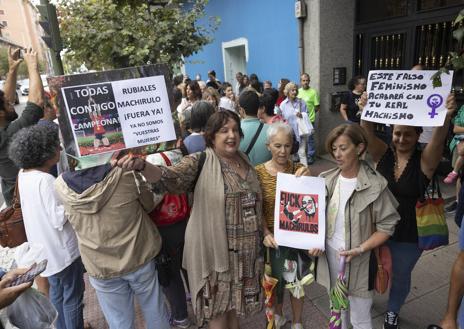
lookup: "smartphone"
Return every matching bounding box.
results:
[6,259,48,287]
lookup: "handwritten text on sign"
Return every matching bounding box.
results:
[361,70,453,127]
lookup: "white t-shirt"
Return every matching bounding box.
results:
[18,170,79,277]
[327,175,357,250]
[219,97,236,112]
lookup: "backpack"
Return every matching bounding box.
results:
[149,151,206,227]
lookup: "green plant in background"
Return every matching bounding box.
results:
[432,8,464,87]
[57,0,219,72]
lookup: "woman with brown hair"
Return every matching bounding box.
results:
[116,111,264,329]
[276,78,290,106]
[309,123,400,329]
[359,93,456,329]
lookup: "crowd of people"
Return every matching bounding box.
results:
[0,45,463,329]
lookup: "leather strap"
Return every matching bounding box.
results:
[245,123,264,156]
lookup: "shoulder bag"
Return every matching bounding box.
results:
[370,204,392,294]
[416,174,449,250]
[0,180,27,248]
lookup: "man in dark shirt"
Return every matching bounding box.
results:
[0,48,44,205]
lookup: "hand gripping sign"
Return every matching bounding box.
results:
[361,70,453,127]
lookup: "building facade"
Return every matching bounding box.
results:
[186,0,463,153]
[184,0,301,87]
[0,0,45,59]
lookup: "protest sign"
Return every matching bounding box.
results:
[361,70,454,126]
[48,64,177,159]
[274,173,326,250]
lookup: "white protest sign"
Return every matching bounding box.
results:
[274,173,326,250]
[61,75,176,157]
[361,70,454,126]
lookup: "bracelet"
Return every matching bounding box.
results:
[357,245,365,255]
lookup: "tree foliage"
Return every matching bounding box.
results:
[57,0,218,72]
[432,8,464,87]
[0,47,45,80]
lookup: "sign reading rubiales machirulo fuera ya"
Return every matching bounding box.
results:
[48,64,177,160]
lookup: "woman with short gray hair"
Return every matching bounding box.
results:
[255,122,311,329]
[9,125,84,329]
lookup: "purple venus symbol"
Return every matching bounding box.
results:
[427,94,443,119]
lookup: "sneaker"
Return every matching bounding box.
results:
[292,323,304,329]
[383,311,399,329]
[171,317,191,328]
[445,201,458,213]
[444,171,459,184]
[274,314,288,329]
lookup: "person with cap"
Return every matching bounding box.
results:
[54,151,170,329]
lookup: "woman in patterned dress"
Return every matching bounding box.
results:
[116,110,264,329]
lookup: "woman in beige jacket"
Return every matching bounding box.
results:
[309,124,400,329]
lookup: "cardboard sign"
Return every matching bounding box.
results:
[361,70,454,126]
[274,173,326,250]
[48,64,177,159]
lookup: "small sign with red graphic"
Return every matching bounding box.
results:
[274,174,326,250]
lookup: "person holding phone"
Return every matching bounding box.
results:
[0,268,33,310]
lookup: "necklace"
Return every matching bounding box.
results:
[220,156,242,169]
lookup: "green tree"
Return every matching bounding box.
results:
[432,8,464,87]
[57,0,218,71]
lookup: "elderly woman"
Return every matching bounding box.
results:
[279,82,312,166]
[359,94,456,329]
[116,110,263,329]
[8,125,84,329]
[255,122,310,329]
[308,124,400,329]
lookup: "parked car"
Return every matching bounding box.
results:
[19,80,29,96]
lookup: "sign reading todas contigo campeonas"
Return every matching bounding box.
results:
[361,70,454,127]
[274,173,326,250]
[48,64,176,158]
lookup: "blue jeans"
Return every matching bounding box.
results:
[306,132,316,163]
[89,259,170,329]
[48,257,85,329]
[387,240,423,313]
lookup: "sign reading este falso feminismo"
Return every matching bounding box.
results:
[60,75,176,157]
[361,70,454,127]
[274,173,326,250]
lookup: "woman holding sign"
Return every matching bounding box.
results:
[256,122,310,329]
[359,93,456,329]
[308,124,400,329]
[115,110,263,329]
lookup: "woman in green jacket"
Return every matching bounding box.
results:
[309,124,400,329]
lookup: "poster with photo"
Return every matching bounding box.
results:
[361,70,454,127]
[274,173,326,250]
[48,64,178,161]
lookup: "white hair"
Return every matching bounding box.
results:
[266,122,294,144]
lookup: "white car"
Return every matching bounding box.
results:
[19,80,29,96]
